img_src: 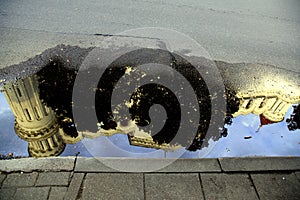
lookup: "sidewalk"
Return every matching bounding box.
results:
[0,157,299,199]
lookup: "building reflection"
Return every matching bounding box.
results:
[2,75,180,157]
[233,90,300,123]
[3,75,66,157]
[2,71,300,157]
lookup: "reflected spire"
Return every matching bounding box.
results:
[2,75,66,157]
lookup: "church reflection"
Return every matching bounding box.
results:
[3,75,70,157]
[1,52,300,158]
[2,72,300,157]
[2,75,181,157]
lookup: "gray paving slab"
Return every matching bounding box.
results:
[82,173,143,200]
[75,157,116,172]
[0,188,17,200]
[0,174,6,187]
[0,157,75,172]
[75,157,220,172]
[145,173,203,200]
[200,173,258,200]
[219,157,300,172]
[2,172,38,187]
[14,187,50,200]
[35,172,71,186]
[48,187,68,200]
[156,159,220,172]
[251,173,300,200]
[64,173,85,200]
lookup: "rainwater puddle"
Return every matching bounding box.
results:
[0,73,299,159]
[0,47,299,159]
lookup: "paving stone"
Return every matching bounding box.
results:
[156,159,220,172]
[0,174,6,187]
[0,188,17,200]
[145,173,203,200]
[35,172,70,186]
[2,172,38,187]
[0,157,75,172]
[82,173,143,200]
[201,173,258,200]
[75,157,220,172]
[251,173,300,200]
[48,187,67,200]
[219,157,300,172]
[64,173,85,200]
[14,187,50,200]
[75,158,115,172]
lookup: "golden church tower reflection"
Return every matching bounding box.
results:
[2,75,66,157]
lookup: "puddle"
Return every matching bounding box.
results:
[0,45,299,158]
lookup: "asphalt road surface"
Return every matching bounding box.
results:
[0,0,299,72]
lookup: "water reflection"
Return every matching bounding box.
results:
[1,86,299,158]
[1,83,300,158]
[2,75,67,157]
[1,73,187,157]
[1,72,299,158]
[0,47,300,158]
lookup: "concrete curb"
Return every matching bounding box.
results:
[1,157,299,173]
[219,157,300,172]
[0,157,75,173]
[74,158,221,173]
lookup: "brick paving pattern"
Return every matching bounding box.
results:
[0,157,299,200]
